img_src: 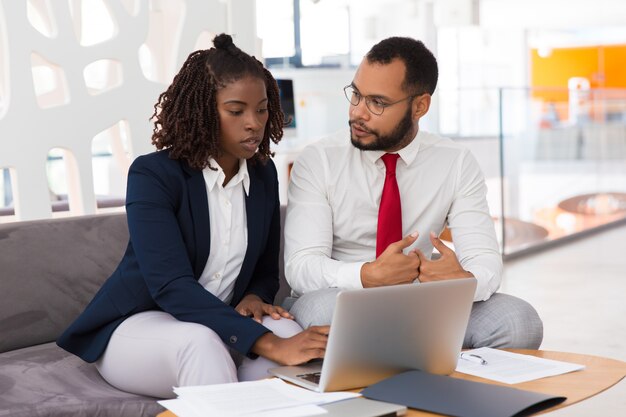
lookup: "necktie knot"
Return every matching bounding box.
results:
[381,153,400,175]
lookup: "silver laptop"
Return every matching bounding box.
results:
[319,397,406,416]
[270,278,477,392]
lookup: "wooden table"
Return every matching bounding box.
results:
[157,350,626,417]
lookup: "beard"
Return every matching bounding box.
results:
[349,105,415,151]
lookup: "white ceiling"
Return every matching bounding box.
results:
[480,0,626,29]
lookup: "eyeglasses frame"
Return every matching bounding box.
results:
[343,84,418,116]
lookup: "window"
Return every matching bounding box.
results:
[256,0,351,68]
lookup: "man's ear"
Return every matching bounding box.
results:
[412,94,431,121]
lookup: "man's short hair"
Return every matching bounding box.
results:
[366,37,438,96]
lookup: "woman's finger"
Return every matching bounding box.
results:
[280,310,294,319]
[270,305,294,319]
[251,307,263,323]
[262,303,291,320]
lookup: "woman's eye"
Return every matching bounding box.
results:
[257,108,268,114]
[229,110,243,116]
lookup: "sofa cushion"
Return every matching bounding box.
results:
[274,204,290,305]
[0,342,162,417]
[0,214,128,353]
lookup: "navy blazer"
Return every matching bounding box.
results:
[57,150,280,363]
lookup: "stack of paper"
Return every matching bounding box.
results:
[158,378,360,417]
[455,347,586,384]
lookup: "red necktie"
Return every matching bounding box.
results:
[376,153,402,257]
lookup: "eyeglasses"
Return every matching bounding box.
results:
[343,85,415,116]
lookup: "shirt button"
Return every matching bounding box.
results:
[229,335,237,344]
[214,273,221,279]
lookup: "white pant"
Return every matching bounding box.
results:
[95,311,303,399]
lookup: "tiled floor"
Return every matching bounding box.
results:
[500,223,626,415]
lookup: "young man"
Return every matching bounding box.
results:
[284,36,543,349]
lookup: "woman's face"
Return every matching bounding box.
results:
[216,76,269,166]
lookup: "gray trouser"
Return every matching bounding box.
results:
[284,288,543,349]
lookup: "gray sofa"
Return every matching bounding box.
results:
[0,210,290,417]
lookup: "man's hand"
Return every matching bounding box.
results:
[414,232,474,282]
[360,233,421,288]
[251,326,330,365]
[235,294,294,323]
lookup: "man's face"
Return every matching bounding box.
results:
[348,58,417,152]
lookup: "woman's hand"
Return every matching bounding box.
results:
[251,326,330,365]
[235,294,294,323]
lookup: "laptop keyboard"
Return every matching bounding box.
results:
[296,371,321,384]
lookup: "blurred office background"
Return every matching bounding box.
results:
[1,2,625,413]
[2,0,626,259]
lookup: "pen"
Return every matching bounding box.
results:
[460,352,488,365]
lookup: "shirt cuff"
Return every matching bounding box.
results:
[464,264,499,301]
[335,261,366,290]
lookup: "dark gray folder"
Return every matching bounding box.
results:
[361,370,566,417]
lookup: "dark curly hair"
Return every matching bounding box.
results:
[150,33,285,170]
[366,37,438,96]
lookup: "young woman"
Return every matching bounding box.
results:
[57,34,328,399]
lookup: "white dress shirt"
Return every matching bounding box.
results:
[284,129,502,301]
[199,158,249,304]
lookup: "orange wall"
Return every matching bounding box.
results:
[603,45,626,88]
[531,44,626,102]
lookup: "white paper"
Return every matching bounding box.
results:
[159,399,327,417]
[455,347,586,384]
[169,378,358,417]
[251,405,328,417]
[158,399,203,417]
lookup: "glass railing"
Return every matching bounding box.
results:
[446,87,626,257]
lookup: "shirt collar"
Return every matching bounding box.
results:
[362,129,423,166]
[202,158,250,195]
